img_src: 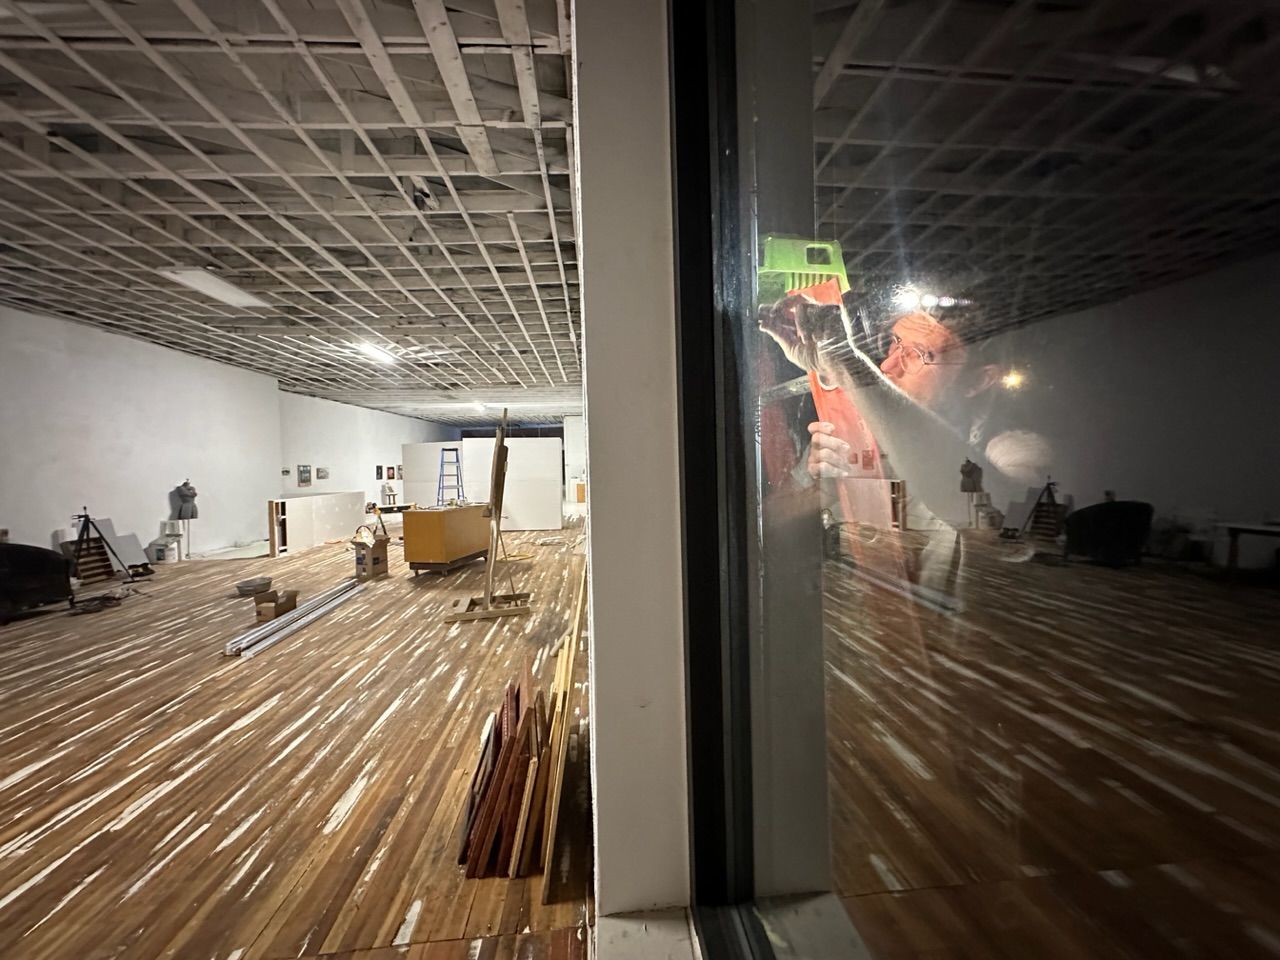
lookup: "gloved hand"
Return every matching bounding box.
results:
[757,293,850,378]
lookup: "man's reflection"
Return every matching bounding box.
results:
[803,308,998,481]
[759,285,1053,585]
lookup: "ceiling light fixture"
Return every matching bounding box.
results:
[892,286,922,310]
[1001,370,1026,390]
[356,341,398,364]
[157,267,269,308]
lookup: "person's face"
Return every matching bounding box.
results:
[878,311,967,407]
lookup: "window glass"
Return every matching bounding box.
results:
[747,2,1280,953]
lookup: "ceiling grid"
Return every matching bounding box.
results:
[813,0,1280,342]
[0,0,578,424]
[6,1,1278,420]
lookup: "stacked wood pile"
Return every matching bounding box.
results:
[457,557,585,898]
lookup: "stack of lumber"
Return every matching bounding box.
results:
[457,679,548,879]
[539,561,584,890]
[457,557,586,893]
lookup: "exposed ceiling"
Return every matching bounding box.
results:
[9,1,1277,421]
[813,0,1280,342]
[0,0,579,425]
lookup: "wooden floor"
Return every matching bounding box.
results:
[825,530,1280,959]
[0,532,591,960]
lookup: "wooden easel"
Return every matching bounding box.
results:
[444,409,533,623]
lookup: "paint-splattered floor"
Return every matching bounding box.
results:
[826,529,1280,958]
[0,533,590,960]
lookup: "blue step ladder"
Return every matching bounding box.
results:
[436,447,465,504]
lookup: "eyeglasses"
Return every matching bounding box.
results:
[889,333,965,371]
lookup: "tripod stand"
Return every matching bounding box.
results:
[71,507,136,584]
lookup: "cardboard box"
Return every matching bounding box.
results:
[254,588,299,621]
[353,536,389,581]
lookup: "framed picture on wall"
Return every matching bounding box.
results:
[387,466,396,480]
[376,465,383,480]
[316,467,329,480]
[298,465,312,487]
[398,464,403,478]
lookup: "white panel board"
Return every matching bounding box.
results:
[277,491,366,552]
[461,437,564,531]
[281,497,314,552]
[91,518,150,571]
[310,491,366,542]
[462,437,495,504]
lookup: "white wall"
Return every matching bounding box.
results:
[0,306,460,554]
[990,252,1280,524]
[577,0,691,915]
[0,305,280,553]
[563,415,587,484]
[278,392,456,506]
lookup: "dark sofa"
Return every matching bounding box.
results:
[0,543,73,623]
[1063,501,1154,566]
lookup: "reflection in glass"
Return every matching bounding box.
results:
[748,1,1280,954]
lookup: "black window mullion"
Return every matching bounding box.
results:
[670,0,773,955]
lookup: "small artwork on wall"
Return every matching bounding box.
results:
[316,467,330,480]
[386,466,396,480]
[297,465,312,487]
[281,467,291,476]
[376,465,383,480]
[398,464,403,478]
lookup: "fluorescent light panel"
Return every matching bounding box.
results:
[356,341,398,364]
[157,268,270,308]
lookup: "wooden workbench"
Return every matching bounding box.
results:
[403,503,490,574]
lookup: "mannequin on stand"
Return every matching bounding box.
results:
[960,458,984,528]
[176,479,198,558]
